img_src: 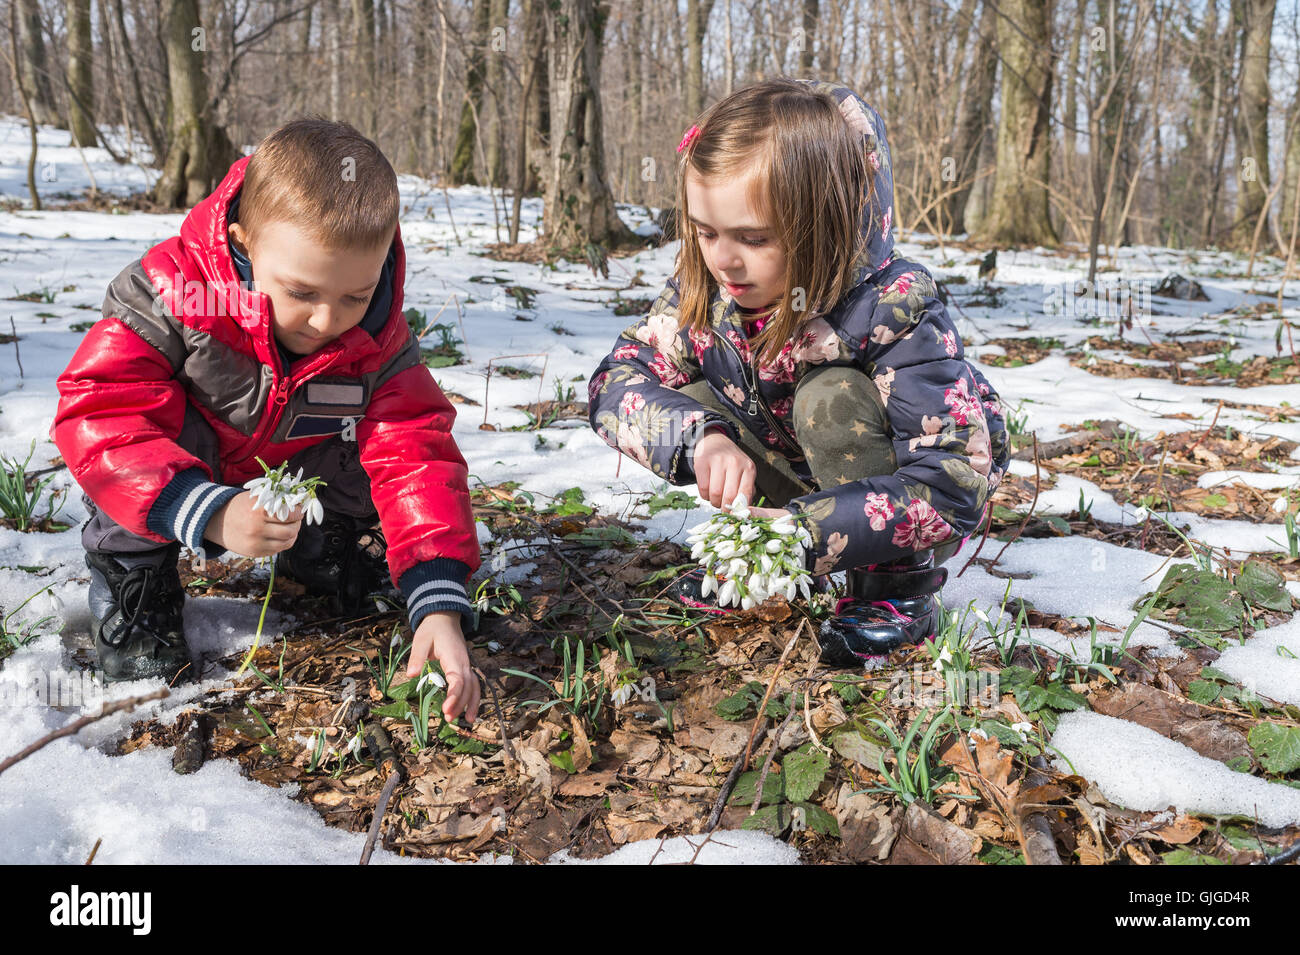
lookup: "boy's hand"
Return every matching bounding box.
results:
[409,611,480,724]
[205,490,305,557]
[694,431,757,509]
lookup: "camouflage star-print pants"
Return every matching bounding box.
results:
[681,364,962,566]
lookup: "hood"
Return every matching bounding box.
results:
[791,79,896,286]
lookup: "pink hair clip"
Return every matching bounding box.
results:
[676,124,701,155]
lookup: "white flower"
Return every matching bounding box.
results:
[348,732,364,759]
[43,589,64,618]
[933,646,954,670]
[701,574,717,598]
[765,539,784,554]
[304,497,324,526]
[728,492,750,518]
[797,577,810,601]
[739,524,761,543]
[1132,506,1149,522]
[611,683,635,707]
[769,518,796,536]
[973,607,990,623]
[487,640,502,652]
[727,558,749,579]
[969,727,990,742]
[1273,495,1290,514]
[718,578,738,607]
[1010,721,1033,741]
[417,670,447,693]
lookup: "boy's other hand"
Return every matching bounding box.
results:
[693,430,757,510]
[409,611,480,724]
[205,490,304,557]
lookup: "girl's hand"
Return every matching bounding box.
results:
[408,611,480,723]
[693,431,757,509]
[206,490,304,557]
[747,506,790,519]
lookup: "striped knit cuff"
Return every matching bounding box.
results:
[147,467,243,554]
[398,558,474,632]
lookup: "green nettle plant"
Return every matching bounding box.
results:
[685,494,814,609]
[236,459,325,675]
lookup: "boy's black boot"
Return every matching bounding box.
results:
[276,511,395,615]
[670,566,734,616]
[87,544,191,682]
[817,550,946,668]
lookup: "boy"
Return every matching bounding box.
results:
[53,119,482,722]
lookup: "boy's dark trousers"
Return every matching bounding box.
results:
[82,404,377,568]
[681,364,964,567]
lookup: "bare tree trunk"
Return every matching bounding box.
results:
[15,0,59,127]
[327,0,342,119]
[152,0,238,209]
[522,0,548,196]
[483,0,511,187]
[978,0,1058,246]
[684,0,716,120]
[1230,0,1275,250]
[66,0,96,147]
[946,0,995,233]
[798,0,817,73]
[351,0,377,136]
[450,0,490,184]
[6,0,42,209]
[541,0,637,262]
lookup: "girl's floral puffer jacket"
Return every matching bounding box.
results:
[588,79,1010,574]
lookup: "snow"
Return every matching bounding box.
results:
[549,829,799,865]
[0,115,1297,862]
[1050,711,1300,829]
[1213,615,1300,707]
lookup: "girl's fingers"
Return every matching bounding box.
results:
[407,632,434,679]
[721,467,742,513]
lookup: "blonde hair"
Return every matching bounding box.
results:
[674,78,873,366]
[239,117,399,253]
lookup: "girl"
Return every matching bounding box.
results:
[587,78,1010,667]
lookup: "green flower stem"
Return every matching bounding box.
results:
[237,560,276,676]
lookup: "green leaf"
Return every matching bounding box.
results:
[1039,682,1089,712]
[1186,680,1222,705]
[794,802,840,837]
[729,769,785,807]
[978,842,1024,865]
[1200,494,1229,508]
[740,804,791,836]
[1248,723,1300,774]
[387,678,419,701]
[370,701,410,720]
[1161,848,1227,865]
[715,681,764,721]
[784,747,830,802]
[1236,560,1294,612]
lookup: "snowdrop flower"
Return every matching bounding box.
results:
[932,645,954,671]
[972,607,990,623]
[701,574,717,598]
[739,524,761,543]
[969,727,990,742]
[718,578,739,607]
[765,539,784,554]
[728,492,751,519]
[611,683,635,707]
[417,670,447,694]
[1273,495,1291,514]
[1132,506,1149,522]
[769,516,796,536]
[487,640,502,653]
[43,588,64,619]
[1010,721,1033,741]
[727,558,749,579]
[348,732,364,760]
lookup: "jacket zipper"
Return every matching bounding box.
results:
[713,329,801,455]
[225,344,334,471]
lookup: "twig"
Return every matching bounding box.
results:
[84,838,101,865]
[751,700,800,816]
[1187,399,1223,454]
[0,688,168,776]
[9,317,22,378]
[359,721,403,866]
[987,433,1042,573]
[474,666,516,768]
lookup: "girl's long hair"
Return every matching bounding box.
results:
[674,78,874,367]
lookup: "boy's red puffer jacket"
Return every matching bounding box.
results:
[53,155,480,628]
